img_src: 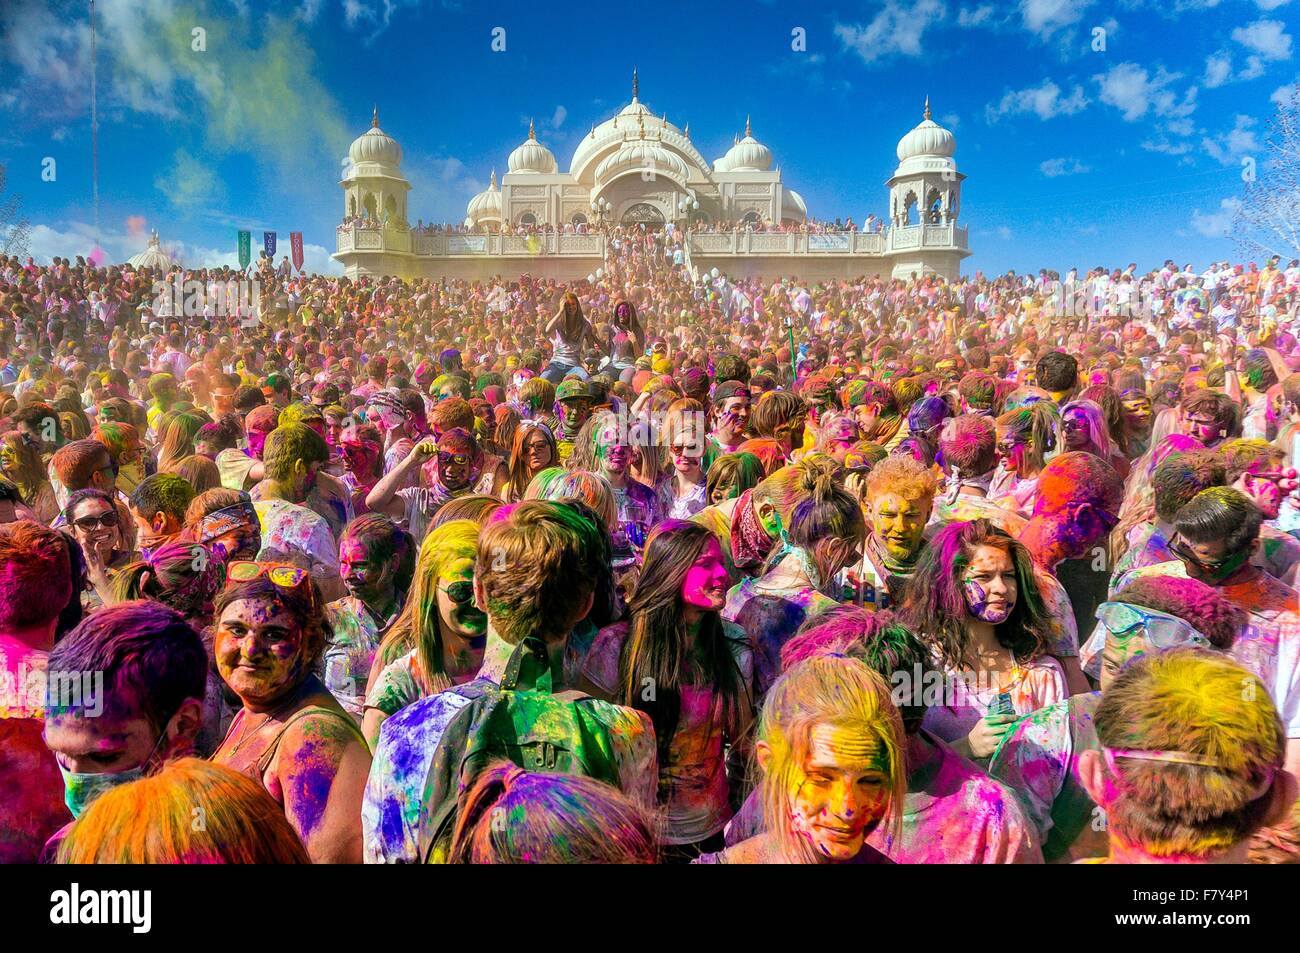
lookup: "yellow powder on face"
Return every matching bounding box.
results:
[808,723,887,774]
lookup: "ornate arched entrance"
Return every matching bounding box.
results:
[621,202,665,225]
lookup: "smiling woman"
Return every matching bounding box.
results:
[209,567,372,864]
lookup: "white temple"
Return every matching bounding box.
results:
[334,77,971,281]
[126,230,174,271]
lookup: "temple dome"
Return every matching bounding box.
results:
[127,231,173,270]
[723,117,772,171]
[349,108,402,167]
[508,120,558,174]
[467,171,503,221]
[594,142,689,185]
[896,98,955,162]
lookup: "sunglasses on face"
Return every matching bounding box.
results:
[71,510,120,531]
[440,580,475,604]
[1168,538,1247,575]
[438,452,470,467]
[226,560,310,590]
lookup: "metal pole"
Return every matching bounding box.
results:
[90,0,99,244]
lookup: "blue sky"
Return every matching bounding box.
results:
[1,0,1295,276]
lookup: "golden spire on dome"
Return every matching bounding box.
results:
[745,114,752,137]
[372,105,378,128]
[632,68,639,100]
[684,122,690,139]
[589,122,596,139]
[528,117,536,140]
[490,169,497,189]
[924,95,931,121]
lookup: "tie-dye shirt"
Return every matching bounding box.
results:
[723,578,839,697]
[253,498,340,584]
[362,675,658,863]
[988,692,1106,863]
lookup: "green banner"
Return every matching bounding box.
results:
[237,230,251,270]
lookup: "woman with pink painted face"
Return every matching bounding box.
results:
[899,520,1067,762]
[211,563,372,863]
[581,520,754,860]
[695,655,904,864]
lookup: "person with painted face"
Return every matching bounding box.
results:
[990,402,1058,516]
[554,378,595,463]
[42,602,207,856]
[1059,399,1128,477]
[183,488,262,569]
[367,428,484,546]
[0,430,57,522]
[325,514,415,718]
[361,520,486,748]
[1179,387,1240,450]
[696,655,904,864]
[63,489,133,608]
[848,456,936,610]
[708,380,751,455]
[997,574,1244,862]
[1118,388,1154,458]
[210,563,370,863]
[1221,439,1300,587]
[366,389,419,480]
[249,424,343,601]
[580,520,755,859]
[91,420,149,499]
[338,422,383,515]
[543,292,600,384]
[900,519,1067,761]
[586,409,660,554]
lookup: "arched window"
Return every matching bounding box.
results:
[519,212,538,226]
[348,195,357,217]
[384,194,398,221]
[925,188,942,224]
[363,193,377,220]
[902,191,917,226]
[570,212,587,226]
[740,210,761,225]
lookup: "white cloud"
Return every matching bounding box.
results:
[296,0,323,23]
[1141,137,1194,155]
[1201,114,1260,165]
[1232,19,1293,61]
[958,5,995,26]
[986,78,1088,121]
[1255,0,1290,9]
[25,218,344,274]
[551,105,567,129]
[996,225,1013,239]
[1020,0,1093,40]
[1040,157,1091,176]
[1204,52,1233,87]
[1191,198,1241,237]
[1272,79,1300,104]
[835,0,947,64]
[1093,62,1197,121]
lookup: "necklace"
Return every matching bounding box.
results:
[224,709,275,759]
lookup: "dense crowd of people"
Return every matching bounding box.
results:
[2,229,1300,865]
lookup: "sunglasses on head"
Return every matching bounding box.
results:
[226,560,310,591]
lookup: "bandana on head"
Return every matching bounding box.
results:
[195,501,259,547]
[730,488,775,572]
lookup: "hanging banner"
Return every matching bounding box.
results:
[290,232,304,271]
[264,231,277,258]
[237,230,251,269]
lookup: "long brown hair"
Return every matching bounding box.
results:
[619,520,749,766]
[506,421,557,502]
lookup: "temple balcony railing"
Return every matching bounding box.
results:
[337,225,606,257]
[683,223,968,258]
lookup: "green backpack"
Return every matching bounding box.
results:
[418,635,623,862]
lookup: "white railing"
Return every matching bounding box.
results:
[337,226,606,258]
